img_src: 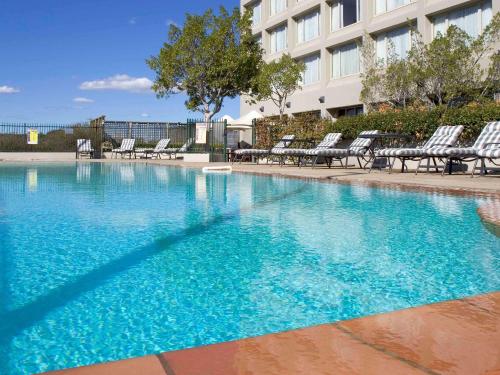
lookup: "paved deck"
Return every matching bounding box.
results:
[45,292,500,375]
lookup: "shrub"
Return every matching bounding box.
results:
[255,102,500,147]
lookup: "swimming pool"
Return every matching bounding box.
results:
[0,162,498,374]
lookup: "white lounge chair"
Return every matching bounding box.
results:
[316,130,380,169]
[432,121,500,176]
[376,125,464,173]
[76,139,94,159]
[135,139,171,159]
[281,133,343,167]
[111,139,136,159]
[163,138,194,159]
[233,135,296,164]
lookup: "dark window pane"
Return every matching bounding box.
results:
[342,0,358,26]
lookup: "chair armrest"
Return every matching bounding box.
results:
[484,142,500,148]
[430,143,452,147]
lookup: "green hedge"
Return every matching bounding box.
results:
[326,102,500,143]
[255,102,500,147]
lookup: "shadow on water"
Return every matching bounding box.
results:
[0,184,309,344]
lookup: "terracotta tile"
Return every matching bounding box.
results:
[463,292,500,315]
[42,355,166,375]
[162,324,425,375]
[339,297,500,375]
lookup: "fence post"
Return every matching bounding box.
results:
[223,119,227,162]
[252,118,256,146]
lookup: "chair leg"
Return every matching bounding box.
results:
[441,157,449,176]
[415,158,423,175]
[432,157,438,172]
[471,158,479,177]
[344,156,349,169]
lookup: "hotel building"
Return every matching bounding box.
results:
[240,0,497,118]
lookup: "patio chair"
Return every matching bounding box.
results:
[233,135,295,164]
[375,125,464,174]
[315,130,380,169]
[135,139,171,159]
[76,139,94,159]
[111,138,136,159]
[438,121,500,176]
[281,133,343,167]
[163,138,194,159]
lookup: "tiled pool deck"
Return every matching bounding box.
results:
[2,157,499,374]
[45,292,500,375]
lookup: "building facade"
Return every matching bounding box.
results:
[240,0,498,119]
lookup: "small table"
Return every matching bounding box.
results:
[359,133,413,171]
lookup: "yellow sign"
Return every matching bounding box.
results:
[27,129,38,145]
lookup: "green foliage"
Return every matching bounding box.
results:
[147,7,262,121]
[249,54,305,119]
[254,102,500,147]
[0,126,100,152]
[325,102,500,144]
[254,114,330,148]
[360,13,500,109]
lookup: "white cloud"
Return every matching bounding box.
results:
[0,85,20,94]
[73,97,94,103]
[79,74,153,93]
[129,17,137,25]
[141,113,149,117]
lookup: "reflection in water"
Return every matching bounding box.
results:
[76,163,91,183]
[0,163,498,374]
[26,168,37,192]
[119,164,135,183]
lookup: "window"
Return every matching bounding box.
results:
[433,1,492,38]
[255,34,263,47]
[331,0,360,31]
[337,106,363,117]
[270,0,287,16]
[270,25,287,53]
[252,2,262,26]
[332,42,360,78]
[375,0,411,15]
[376,26,411,62]
[300,54,321,85]
[297,10,320,43]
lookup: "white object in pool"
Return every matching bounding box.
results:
[202,166,232,174]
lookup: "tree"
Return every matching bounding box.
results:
[249,54,305,119]
[147,7,262,121]
[360,33,416,110]
[360,13,500,110]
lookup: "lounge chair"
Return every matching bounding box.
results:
[315,130,380,169]
[375,125,464,173]
[111,138,136,159]
[438,121,500,176]
[163,138,194,159]
[76,139,94,159]
[476,147,500,176]
[281,133,343,167]
[135,139,171,159]
[233,135,295,164]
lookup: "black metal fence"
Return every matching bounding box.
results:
[0,118,228,161]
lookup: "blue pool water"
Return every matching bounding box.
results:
[0,162,498,374]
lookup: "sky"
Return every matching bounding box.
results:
[0,0,240,124]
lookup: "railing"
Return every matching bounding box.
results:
[0,122,101,152]
[0,119,228,161]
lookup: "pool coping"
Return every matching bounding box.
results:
[43,291,500,375]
